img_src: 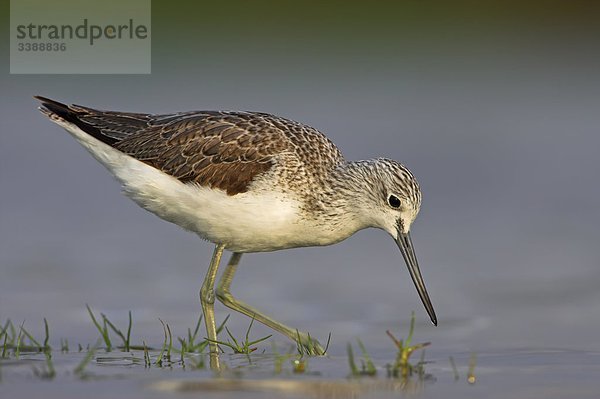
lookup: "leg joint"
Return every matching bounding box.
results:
[200,286,215,305]
[215,286,233,305]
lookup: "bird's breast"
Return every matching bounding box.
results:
[113,159,351,252]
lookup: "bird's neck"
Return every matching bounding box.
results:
[334,159,383,200]
[316,160,383,230]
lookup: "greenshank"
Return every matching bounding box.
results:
[36,96,437,364]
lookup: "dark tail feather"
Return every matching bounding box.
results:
[35,95,118,146]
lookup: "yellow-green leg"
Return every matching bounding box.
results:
[200,243,225,370]
[216,252,325,355]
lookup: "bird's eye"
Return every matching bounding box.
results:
[388,195,401,209]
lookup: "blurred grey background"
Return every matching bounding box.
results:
[1,1,599,355]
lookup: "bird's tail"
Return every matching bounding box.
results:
[35,95,118,145]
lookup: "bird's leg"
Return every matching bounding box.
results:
[216,252,325,355]
[200,243,225,370]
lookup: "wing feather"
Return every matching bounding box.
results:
[36,96,344,196]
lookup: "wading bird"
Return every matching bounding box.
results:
[36,96,437,367]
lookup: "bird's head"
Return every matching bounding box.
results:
[367,159,437,326]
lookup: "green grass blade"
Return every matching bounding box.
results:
[405,311,416,347]
[196,315,229,353]
[20,325,41,349]
[245,316,255,344]
[217,315,230,334]
[43,318,50,351]
[101,312,131,351]
[247,334,272,347]
[125,311,132,352]
[323,333,332,354]
[178,337,187,354]
[15,321,25,359]
[357,338,376,376]
[86,304,111,350]
[1,319,16,346]
[188,313,203,345]
[1,333,8,358]
[204,337,232,352]
[101,315,123,340]
[295,329,303,356]
[155,319,171,366]
[166,323,173,360]
[225,326,240,349]
[8,321,16,344]
[347,343,359,376]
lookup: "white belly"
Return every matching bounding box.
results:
[53,119,346,252]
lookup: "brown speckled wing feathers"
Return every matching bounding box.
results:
[35,96,343,196]
[115,113,279,195]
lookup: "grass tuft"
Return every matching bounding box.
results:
[347,339,377,377]
[102,310,132,351]
[86,305,133,352]
[18,320,51,352]
[206,316,271,354]
[295,330,330,357]
[155,319,173,367]
[347,312,431,381]
[386,311,430,379]
[86,304,112,351]
[1,319,15,358]
[187,313,204,350]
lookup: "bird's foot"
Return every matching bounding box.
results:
[295,331,328,356]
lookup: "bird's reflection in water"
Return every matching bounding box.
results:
[152,376,435,398]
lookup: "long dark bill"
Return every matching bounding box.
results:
[396,231,438,326]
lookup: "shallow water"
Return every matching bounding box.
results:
[2,348,600,399]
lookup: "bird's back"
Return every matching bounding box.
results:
[36,96,344,197]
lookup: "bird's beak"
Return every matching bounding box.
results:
[395,229,437,326]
